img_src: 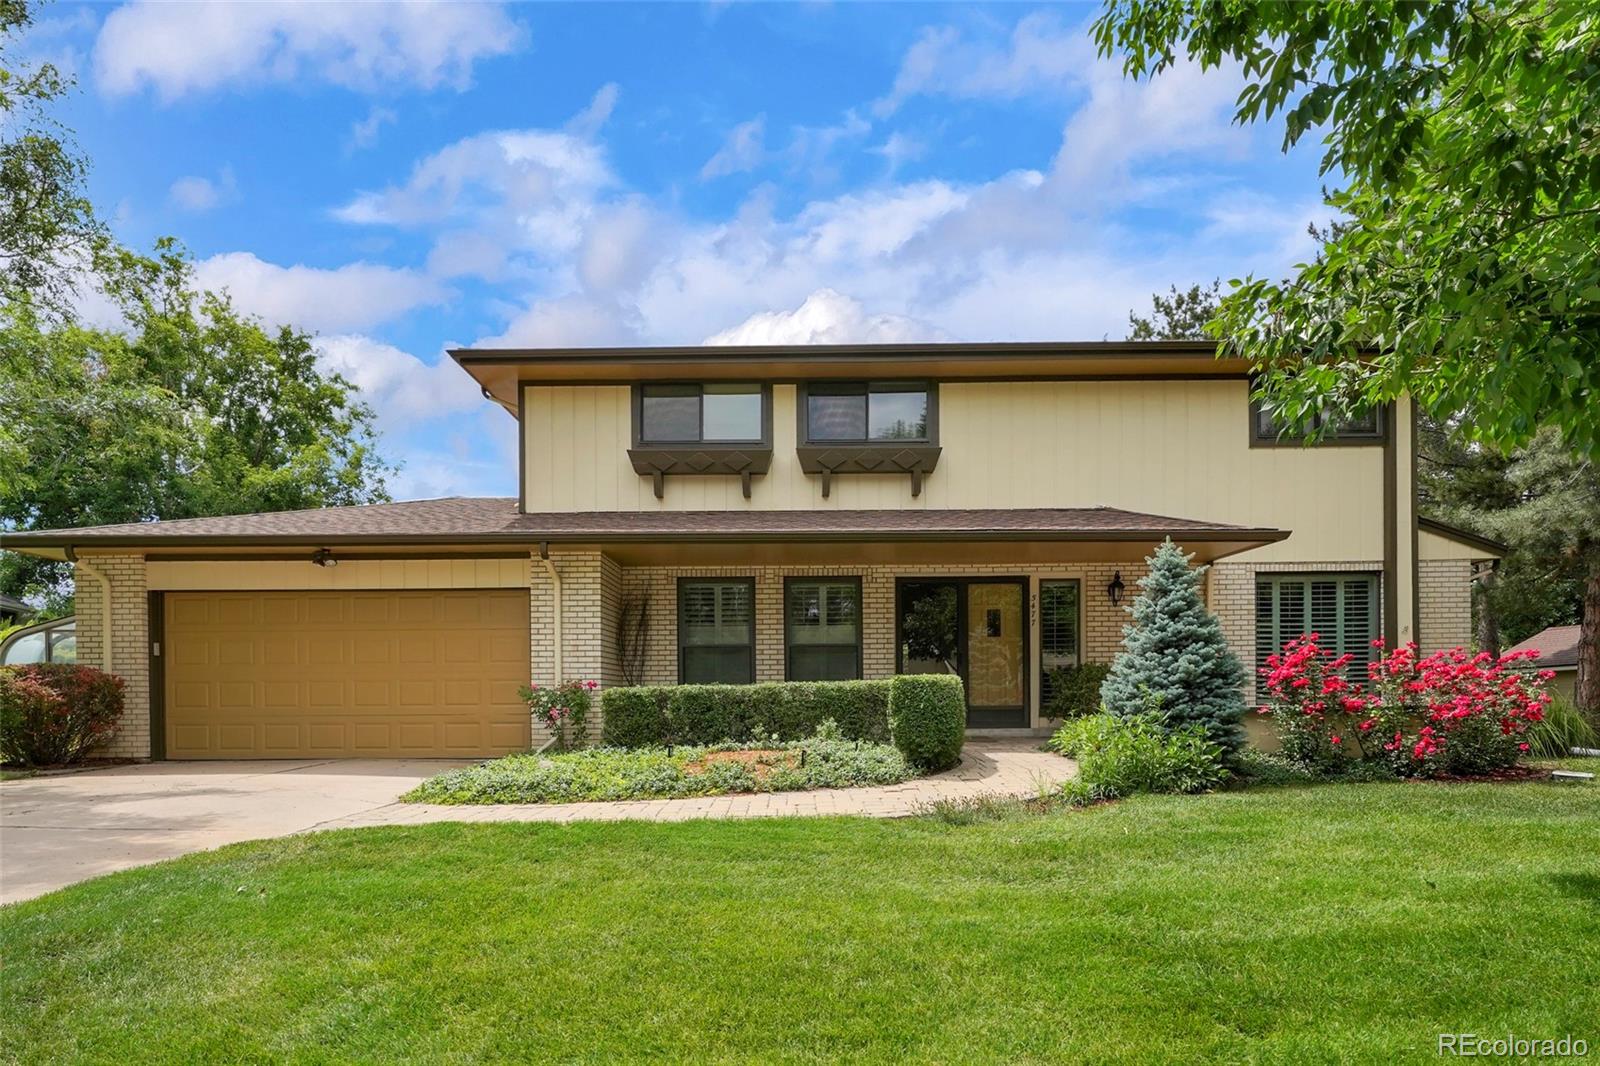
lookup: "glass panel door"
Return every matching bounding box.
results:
[896,578,1028,728]
[966,581,1026,727]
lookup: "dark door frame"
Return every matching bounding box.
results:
[147,591,166,761]
[894,576,1030,728]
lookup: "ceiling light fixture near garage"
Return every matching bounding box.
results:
[311,548,338,568]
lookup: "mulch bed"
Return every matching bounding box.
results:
[1415,765,1556,784]
[683,749,800,780]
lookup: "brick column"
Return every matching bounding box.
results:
[73,553,151,759]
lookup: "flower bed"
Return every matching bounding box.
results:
[403,730,916,805]
[1258,637,1551,778]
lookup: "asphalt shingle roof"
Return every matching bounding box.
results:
[1505,625,1581,670]
[0,497,1288,547]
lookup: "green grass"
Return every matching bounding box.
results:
[0,767,36,781]
[3,781,1596,1064]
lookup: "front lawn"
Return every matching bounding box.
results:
[403,735,916,804]
[2,780,1595,1063]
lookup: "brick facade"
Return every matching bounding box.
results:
[71,553,151,758]
[617,559,1148,729]
[1418,559,1474,654]
[67,545,1479,756]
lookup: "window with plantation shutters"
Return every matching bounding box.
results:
[1255,574,1380,678]
[678,579,755,684]
[1038,580,1081,705]
[785,578,862,681]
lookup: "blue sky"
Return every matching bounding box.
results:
[25,1,1328,501]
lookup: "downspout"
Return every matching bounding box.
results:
[538,541,562,684]
[65,546,113,674]
[534,542,562,756]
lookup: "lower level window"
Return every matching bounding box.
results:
[1255,573,1379,677]
[1038,580,1081,705]
[678,579,755,684]
[785,578,861,681]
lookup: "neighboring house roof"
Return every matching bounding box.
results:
[0,496,1289,549]
[1417,516,1509,559]
[1505,625,1581,670]
[0,593,35,618]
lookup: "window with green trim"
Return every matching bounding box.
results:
[785,578,861,681]
[1255,574,1380,678]
[678,579,755,684]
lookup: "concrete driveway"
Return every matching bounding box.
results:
[0,759,470,905]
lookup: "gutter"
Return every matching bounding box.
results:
[64,547,113,674]
[538,541,561,685]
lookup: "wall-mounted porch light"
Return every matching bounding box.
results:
[311,548,338,568]
[1107,571,1125,607]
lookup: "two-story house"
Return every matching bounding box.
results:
[1,341,1505,760]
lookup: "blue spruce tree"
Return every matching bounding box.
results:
[1099,539,1247,752]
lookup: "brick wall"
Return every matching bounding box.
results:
[1418,559,1473,654]
[72,554,150,758]
[615,560,1148,725]
[528,551,609,746]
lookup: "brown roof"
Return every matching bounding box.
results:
[0,496,1289,549]
[1505,625,1581,670]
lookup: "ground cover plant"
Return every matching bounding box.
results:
[1049,710,1228,798]
[1,780,1593,1064]
[404,724,914,804]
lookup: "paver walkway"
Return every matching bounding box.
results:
[317,739,1075,829]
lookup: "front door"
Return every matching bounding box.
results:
[896,578,1029,728]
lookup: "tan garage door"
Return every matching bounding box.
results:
[163,589,530,759]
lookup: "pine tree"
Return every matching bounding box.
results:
[1099,540,1247,751]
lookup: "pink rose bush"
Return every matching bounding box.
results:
[519,679,599,751]
[1258,636,1551,777]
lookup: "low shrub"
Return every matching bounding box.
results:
[405,723,915,804]
[520,680,597,750]
[1049,712,1228,795]
[1259,637,1552,778]
[0,664,124,766]
[1525,696,1599,758]
[888,674,966,771]
[1042,663,1111,720]
[599,680,892,748]
[599,686,669,749]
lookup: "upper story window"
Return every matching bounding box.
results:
[803,382,933,443]
[1251,399,1385,446]
[638,384,766,444]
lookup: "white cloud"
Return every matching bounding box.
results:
[700,116,766,179]
[477,295,643,348]
[168,167,236,212]
[194,252,447,334]
[872,131,927,175]
[94,0,524,100]
[567,82,619,136]
[316,334,483,422]
[875,13,1091,116]
[348,105,398,152]
[705,289,948,346]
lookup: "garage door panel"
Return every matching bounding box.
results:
[165,589,530,759]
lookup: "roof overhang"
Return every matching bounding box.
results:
[1418,516,1508,560]
[450,340,1251,413]
[5,528,1287,568]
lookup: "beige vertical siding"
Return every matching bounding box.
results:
[521,380,1389,564]
[146,558,529,590]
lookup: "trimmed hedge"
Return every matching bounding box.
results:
[600,680,892,748]
[888,674,966,771]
